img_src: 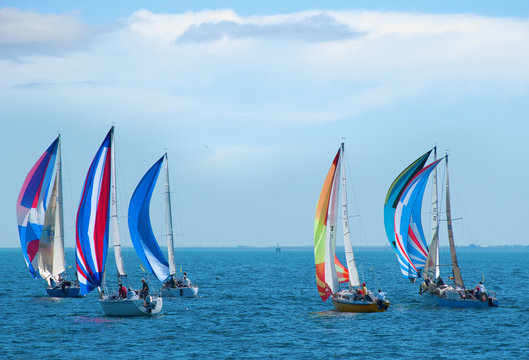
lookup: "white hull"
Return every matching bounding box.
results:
[161,286,198,298]
[100,296,163,316]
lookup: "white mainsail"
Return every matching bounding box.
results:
[39,136,66,283]
[164,154,176,276]
[110,127,126,278]
[425,147,440,280]
[340,144,360,288]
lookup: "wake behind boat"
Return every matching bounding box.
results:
[17,135,81,297]
[128,153,198,299]
[314,143,389,313]
[76,127,162,316]
[384,148,498,308]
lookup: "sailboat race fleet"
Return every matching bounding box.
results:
[17,129,498,315]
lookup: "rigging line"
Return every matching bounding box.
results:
[342,146,368,247]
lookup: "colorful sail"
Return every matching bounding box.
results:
[314,149,340,301]
[384,150,432,250]
[17,138,59,278]
[76,129,113,295]
[394,159,442,279]
[128,155,170,283]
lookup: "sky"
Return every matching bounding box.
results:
[2,1,529,250]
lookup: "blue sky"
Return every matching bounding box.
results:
[2,1,529,249]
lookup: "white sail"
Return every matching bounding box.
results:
[164,154,176,276]
[110,128,126,278]
[445,156,464,289]
[340,144,360,288]
[425,147,440,280]
[38,137,66,282]
[324,153,341,293]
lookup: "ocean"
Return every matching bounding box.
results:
[2,247,527,359]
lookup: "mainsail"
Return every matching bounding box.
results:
[110,132,126,279]
[424,147,440,280]
[445,155,464,288]
[164,154,176,277]
[38,136,66,283]
[17,138,59,278]
[76,129,112,295]
[340,144,360,288]
[128,155,171,283]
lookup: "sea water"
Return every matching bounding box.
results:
[1,248,527,359]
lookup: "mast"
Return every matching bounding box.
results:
[110,126,126,279]
[340,143,360,288]
[445,155,464,288]
[424,147,439,280]
[164,153,176,276]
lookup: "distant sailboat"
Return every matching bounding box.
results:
[275,243,281,253]
[314,143,389,313]
[76,127,162,315]
[128,154,198,298]
[17,135,81,297]
[385,148,498,307]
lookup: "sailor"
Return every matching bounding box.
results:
[361,282,368,296]
[140,278,149,299]
[118,283,127,299]
[127,287,139,299]
[376,289,387,309]
[436,277,445,287]
[182,272,191,287]
[476,281,486,294]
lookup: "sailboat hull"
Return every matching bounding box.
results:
[100,296,163,316]
[332,298,390,313]
[46,285,83,298]
[161,286,198,298]
[422,292,499,308]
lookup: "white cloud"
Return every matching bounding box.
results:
[0,7,109,59]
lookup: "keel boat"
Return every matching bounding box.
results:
[17,135,81,297]
[315,143,389,313]
[384,148,498,308]
[129,154,198,299]
[76,127,162,316]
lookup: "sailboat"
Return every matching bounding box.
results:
[76,127,162,316]
[17,135,81,297]
[384,148,498,307]
[128,154,198,298]
[314,143,390,313]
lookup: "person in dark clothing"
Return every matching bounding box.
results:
[140,278,149,299]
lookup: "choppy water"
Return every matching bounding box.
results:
[2,248,528,359]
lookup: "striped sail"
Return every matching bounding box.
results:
[76,129,113,295]
[128,155,170,283]
[384,150,432,251]
[17,138,59,278]
[394,159,442,279]
[314,148,349,301]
